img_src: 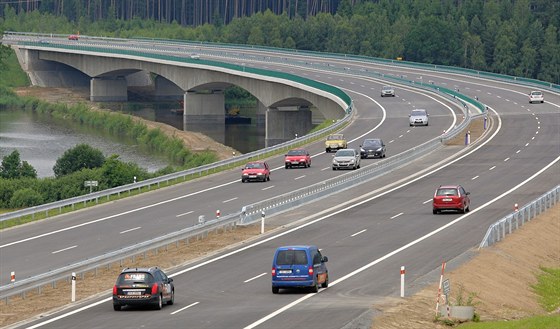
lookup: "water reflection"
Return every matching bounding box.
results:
[0,110,170,178]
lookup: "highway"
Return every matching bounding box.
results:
[2,36,559,329]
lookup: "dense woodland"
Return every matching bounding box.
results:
[0,0,559,83]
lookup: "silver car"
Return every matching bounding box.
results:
[381,85,395,97]
[409,109,429,126]
[332,149,361,170]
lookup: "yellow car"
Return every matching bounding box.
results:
[325,134,347,153]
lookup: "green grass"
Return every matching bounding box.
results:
[456,267,560,328]
[0,48,30,88]
[458,315,560,329]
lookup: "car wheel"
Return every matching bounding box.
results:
[285,164,289,169]
[307,162,311,168]
[272,286,279,294]
[325,148,329,153]
[433,209,438,215]
[267,175,270,181]
[332,167,336,170]
[241,178,245,183]
[167,290,174,305]
[357,163,360,169]
[113,304,121,311]
[322,274,329,288]
[465,205,470,212]
[155,294,163,310]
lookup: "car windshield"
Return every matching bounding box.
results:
[411,110,426,116]
[363,140,381,147]
[117,272,153,284]
[245,163,264,169]
[276,250,308,265]
[335,150,355,157]
[327,135,343,140]
[383,86,392,90]
[531,91,542,96]
[287,150,306,156]
[437,188,458,196]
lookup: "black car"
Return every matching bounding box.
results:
[113,267,174,311]
[360,138,386,158]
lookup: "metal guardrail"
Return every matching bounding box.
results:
[479,185,560,249]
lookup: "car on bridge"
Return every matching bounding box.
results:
[112,267,174,311]
[528,90,544,103]
[325,133,347,152]
[432,185,471,214]
[68,34,79,40]
[284,148,311,168]
[241,161,270,182]
[360,138,386,158]
[332,148,361,170]
[409,109,429,126]
[271,245,329,294]
[381,85,395,97]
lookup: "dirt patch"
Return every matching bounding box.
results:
[13,87,240,160]
[445,115,488,146]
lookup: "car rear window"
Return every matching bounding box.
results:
[327,135,343,140]
[437,188,458,196]
[276,250,308,265]
[117,272,154,284]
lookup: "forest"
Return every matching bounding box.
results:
[0,0,558,83]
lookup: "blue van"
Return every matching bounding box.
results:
[271,245,329,294]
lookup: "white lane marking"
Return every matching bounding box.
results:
[262,186,275,190]
[399,135,404,138]
[171,302,200,315]
[471,176,479,180]
[516,150,521,154]
[423,199,432,204]
[504,158,510,162]
[119,227,141,234]
[525,143,529,147]
[177,211,194,217]
[321,167,331,171]
[244,272,267,283]
[52,245,77,254]
[294,175,306,180]
[223,197,238,203]
[351,229,367,237]
[532,137,535,140]
[489,166,496,171]
[390,213,404,219]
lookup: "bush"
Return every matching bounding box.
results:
[10,188,43,208]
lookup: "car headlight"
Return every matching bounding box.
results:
[257,172,263,175]
[349,159,355,163]
[360,148,365,152]
[376,148,382,152]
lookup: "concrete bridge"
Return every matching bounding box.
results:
[10,40,349,146]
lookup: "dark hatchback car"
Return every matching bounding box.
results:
[113,267,174,311]
[432,185,471,214]
[360,138,386,158]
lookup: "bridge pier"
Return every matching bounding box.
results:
[90,77,128,102]
[182,90,225,125]
[265,106,312,147]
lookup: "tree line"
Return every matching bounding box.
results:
[1,0,558,83]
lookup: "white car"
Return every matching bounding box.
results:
[381,86,395,97]
[332,149,361,170]
[528,91,544,103]
[409,109,429,126]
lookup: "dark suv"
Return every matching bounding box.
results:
[113,267,174,311]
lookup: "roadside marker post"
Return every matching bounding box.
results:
[435,262,447,316]
[260,211,265,234]
[216,209,220,218]
[10,271,15,283]
[400,266,405,297]
[71,272,76,302]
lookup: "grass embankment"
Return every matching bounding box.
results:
[459,267,560,329]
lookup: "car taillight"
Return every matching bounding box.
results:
[308,266,314,276]
[151,283,159,295]
[112,285,117,295]
[271,267,276,276]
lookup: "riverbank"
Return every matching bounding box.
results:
[13,87,240,161]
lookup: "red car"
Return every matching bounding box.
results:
[284,148,311,168]
[432,185,471,214]
[68,34,79,40]
[241,161,270,182]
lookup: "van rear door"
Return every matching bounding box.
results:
[274,249,310,281]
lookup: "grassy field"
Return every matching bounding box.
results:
[0,47,29,88]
